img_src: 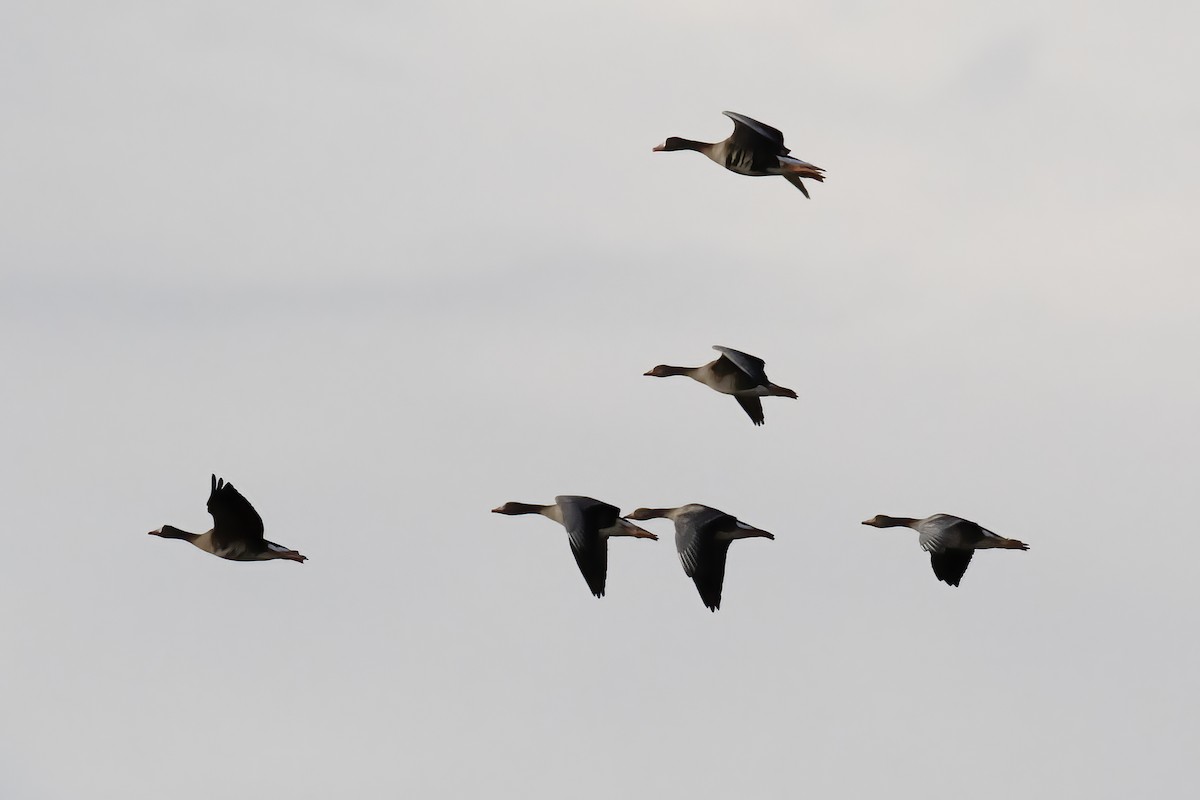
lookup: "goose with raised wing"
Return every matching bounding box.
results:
[625,504,774,611]
[862,513,1028,587]
[492,496,658,597]
[644,345,797,426]
[653,111,825,197]
[149,475,307,563]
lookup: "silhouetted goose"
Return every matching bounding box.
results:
[492,496,658,597]
[644,345,797,426]
[625,504,774,611]
[149,475,306,563]
[653,111,825,196]
[862,513,1028,587]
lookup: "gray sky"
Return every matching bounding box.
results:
[2,1,1199,797]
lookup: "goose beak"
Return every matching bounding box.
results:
[652,143,666,152]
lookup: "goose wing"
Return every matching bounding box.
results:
[930,550,974,587]
[676,507,737,611]
[917,514,982,552]
[723,111,788,153]
[712,346,768,385]
[557,496,618,598]
[735,396,765,426]
[783,174,812,198]
[207,474,265,549]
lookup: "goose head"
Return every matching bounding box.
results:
[643,364,692,378]
[652,137,708,153]
[624,507,673,521]
[148,524,196,541]
[862,515,910,529]
[491,502,546,516]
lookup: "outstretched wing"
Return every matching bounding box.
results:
[930,550,974,587]
[207,474,265,548]
[712,346,768,385]
[783,174,811,198]
[676,507,737,611]
[675,507,732,575]
[557,496,618,598]
[918,514,983,552]
[692,541,731,611]
[735,396,765,426]
[723,111,788,153]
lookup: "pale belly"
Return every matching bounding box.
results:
[191,532,258,561]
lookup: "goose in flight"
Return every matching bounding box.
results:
[643,345,797,426]
[492,496,658,597]
[653,111,825,196]
[149,475,307,563]
[625,504,774,611]
[862,513,1028,586]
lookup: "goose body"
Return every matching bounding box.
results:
[862,513,1028,587]
[653,111,825,197]
[625,504,774,611]
[492,496,657,597]
[644,345,797,426]
[149,475,306,563]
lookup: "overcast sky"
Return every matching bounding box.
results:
[2,2,1199,798]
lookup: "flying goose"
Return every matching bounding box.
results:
[625,504,774,611]
[644,345,797,426]
[492,496,658,597]
[149,475,307,563]
[862,513,1028,587]
[653,111,825,196]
